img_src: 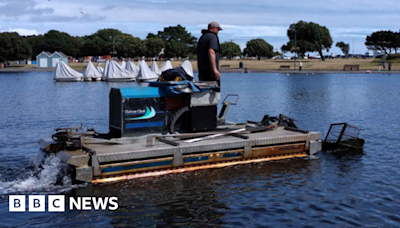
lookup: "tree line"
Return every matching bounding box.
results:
[365,30,400,55]
[0,21,397,63]
[0,25,277,63]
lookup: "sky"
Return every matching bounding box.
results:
[1,0,399,55]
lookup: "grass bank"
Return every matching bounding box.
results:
[3,58,397,72]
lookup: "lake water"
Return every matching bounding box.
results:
[0,72,399,227]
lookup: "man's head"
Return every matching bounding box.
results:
[208,21,222,34]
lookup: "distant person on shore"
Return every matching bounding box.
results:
[383,61,386,70]
[197,21,222,88]
[389,62,392,71]
[378,64,381,72]
[299,61,303,71]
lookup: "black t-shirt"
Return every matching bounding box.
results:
[197,30,220,72]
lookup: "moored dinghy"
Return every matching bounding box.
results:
[97,66,104,75]
[54,61,83,82]
[102,60,110,81]
[125,60,139,77]
[137,60,159,82]
[180,60,194,80]
[159,60,173,75]
[150,60,161,75]
[105,60,136,82]
[84,61,102,81]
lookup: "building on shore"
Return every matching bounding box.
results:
[36,51,68,68]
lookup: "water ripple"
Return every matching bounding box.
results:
[0,72,400,227]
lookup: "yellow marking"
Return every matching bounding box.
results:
[92,153,307,184]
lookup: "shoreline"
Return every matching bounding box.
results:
[1,67,399,74]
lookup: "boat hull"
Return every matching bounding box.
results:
[106,78,136,82]
[39,127,322,183]
[54,77,83,82]
[93,152,308,183]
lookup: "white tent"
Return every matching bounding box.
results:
[159,60,173,74]
[102,60,110,81]
[121,60,126,69]
[54,61,84,82]
[84,61,102,81]
[180,60,194,79]
[105,60,136,82]
[125,60,139,77]
[150,60,160,75]
[137,60,159,81]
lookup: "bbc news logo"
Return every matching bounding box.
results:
[9,195,118,212]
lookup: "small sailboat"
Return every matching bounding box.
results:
[125,60,139,77]
[84,61,102,81]
[159,60,173,75]
[54,61,83,82]
[150,60,161,75]
[104,60,136,82]
[136,60,159,82]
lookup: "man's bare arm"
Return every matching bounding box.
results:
[208,48,221,80]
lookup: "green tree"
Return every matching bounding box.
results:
[281,39,312,59]
[92,28,126,56]
[244,38,273,58]
[149,25,197,58]
[82,35,107,57]
[282,21,333,60]
[25,35,43,59]
[0,32,31,63]
[35,30,83,57]
[145,37,165,58]
[82,29,144,57]
[365,30,400,55]
[336,41,350,57]
[220,41,241,58]
[115,36,146,58]
[35,30,82,57]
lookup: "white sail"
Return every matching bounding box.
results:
[125,60,139,77]
[102,60,110,81]
[121,60,126,69]
[150,60,160,75]
[84,61,102,81]
[159,60,173,74]
[105,60,136,81]
[180,60,194,79]
[54,61,83,82]
[97,66,104,74]
[137,60,159,81]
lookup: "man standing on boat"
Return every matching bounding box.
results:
[197,21,222,89]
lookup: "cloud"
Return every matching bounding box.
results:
[1,28,40,36]
[0,0,53,17]
[31,14,106,23]
[101,5,116,11]
[1,0,398,54]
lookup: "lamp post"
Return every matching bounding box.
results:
[110,36,117,57]
[294,29,297,70]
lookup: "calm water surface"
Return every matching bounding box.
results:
[0,72,399,227]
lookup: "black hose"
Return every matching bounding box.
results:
[169,106,190,134]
